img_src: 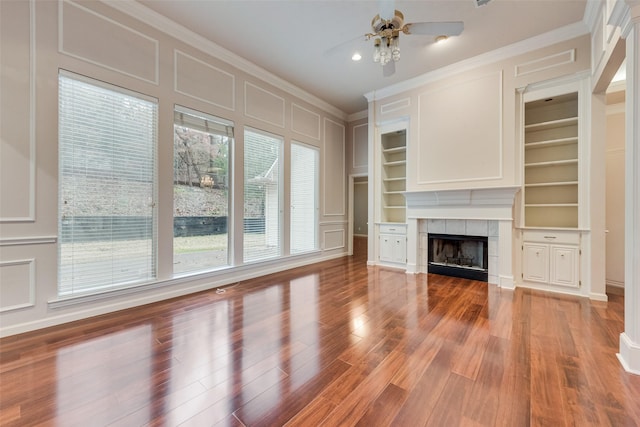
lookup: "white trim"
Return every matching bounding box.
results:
[618,332,640,375]
[0,259,36,312]
[380,98,410,115]
[59,0,159,85]
[0,236,57,246]
[1,0,36,223]
[105,0,346,120]
[323,229,345,251]
[514,49,576,77]
[291,103,321,140]
[347,110,368,122]
[174,50,236,111]
[0,252,346,337]
[323,118,346,217]
[244,81,286,128]
[351,123,368,169]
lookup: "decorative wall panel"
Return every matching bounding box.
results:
[323,229,345,251]
[0,0,34,221]
[244,82,285,128]
[515,49,576,77]
[417,72,502,184]
[175,50,235,111]
[291,103,320,140]
[352,124,368,169]
[323,119,345,216]
[380,97,410,115]
[60,0,158,84]
[0,259,35,312]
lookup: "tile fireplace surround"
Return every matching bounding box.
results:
[404,186,520,289]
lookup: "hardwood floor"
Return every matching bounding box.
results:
[1,237,639,426]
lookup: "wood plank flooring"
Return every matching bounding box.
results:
[1,237,639,426]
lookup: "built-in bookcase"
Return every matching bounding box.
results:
[524,92,579,228]
[381,130,406,223]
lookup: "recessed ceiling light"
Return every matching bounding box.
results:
[352,52,362,61]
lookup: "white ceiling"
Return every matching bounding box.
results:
[138,0,589,116]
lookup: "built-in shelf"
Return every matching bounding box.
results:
[525,203,578,207]
[380,129,406,223]
[383,160,407,167]
[383,146,406,154]
[524,137,578,149]
[524,116,578,131]
[523,91,579,229]
[524,159,578,168]
[525,181,578,188]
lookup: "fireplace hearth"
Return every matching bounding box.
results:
[428,233,488,282]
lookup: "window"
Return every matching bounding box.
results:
[244,129,282,262]
[58,72,158,296]
[173,106,232,274]
[290,142,319,254]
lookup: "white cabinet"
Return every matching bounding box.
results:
[378,224,406,266]
[519,78,588,295]
[521,230,580,289]
[523,243,549,283]
[549,245,579,287]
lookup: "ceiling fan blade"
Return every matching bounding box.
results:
[407,21,464,36]
[383,61,395,77]
[378,0,395,20]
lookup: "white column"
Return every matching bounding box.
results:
[498,220,515,289]
[405,217,418,273]
[619,8,640,375]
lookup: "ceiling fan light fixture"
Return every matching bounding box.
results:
[435,35,449,44]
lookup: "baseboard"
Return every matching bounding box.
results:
[618,333,640,375]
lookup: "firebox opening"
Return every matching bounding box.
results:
[428,234,488,282]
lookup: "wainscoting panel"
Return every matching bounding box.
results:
[323,119,346,216]
[59,0,159,84]
[291,103,320,141]
[244,82,285,128]
[1,0,35,221]
[0,259,35,312]
[175,50,235,111]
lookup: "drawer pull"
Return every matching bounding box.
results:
[544,236,556,240]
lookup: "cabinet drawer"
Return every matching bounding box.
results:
[522,229,579,245]
[379,224,406,235]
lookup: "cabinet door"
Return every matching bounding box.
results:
[391,236,406,264]
[523,243,549,283]
[550,245,579,288]
[379,234,392,262]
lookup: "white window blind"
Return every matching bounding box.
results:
[290,142,319,254]
[58,72,158,296]
[244,129,282,262]
[173,106,232,274]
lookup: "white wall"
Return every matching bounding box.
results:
[606,104,626,287]
[0,0,348,336]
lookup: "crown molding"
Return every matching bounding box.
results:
[583,0,602,33]
[347,109,368,122]
[365,21,589,102]
[103,0,347,120]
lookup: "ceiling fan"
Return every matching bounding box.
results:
[365,8,464,77]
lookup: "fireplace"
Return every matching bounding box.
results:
[428,234,488,281]
[404,187,519,289]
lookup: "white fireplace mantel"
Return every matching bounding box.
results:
[403,186,520,289]
[404,186,521,211]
